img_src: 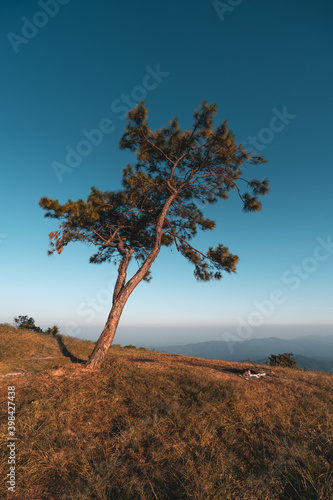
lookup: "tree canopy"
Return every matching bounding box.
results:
[39,101,269,368]
[14,315,43,333]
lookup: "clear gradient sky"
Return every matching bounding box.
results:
[1,0,332,345]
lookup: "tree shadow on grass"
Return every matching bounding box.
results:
[170,358,251,375]
[170,358,274,378]
[55,335,86,364]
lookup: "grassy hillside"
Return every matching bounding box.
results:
[0,325,333,499]
[0,324,94,375]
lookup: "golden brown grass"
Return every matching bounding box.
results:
[0,324,332,499]
[0,324,94,375]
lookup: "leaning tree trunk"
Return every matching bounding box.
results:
[85,248,158,369]
[85,193,177,369]
[85,294,128,368]
[85,249,133,369]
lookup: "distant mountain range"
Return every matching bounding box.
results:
[157,335,333,374]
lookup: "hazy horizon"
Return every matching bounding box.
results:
[34,323,333,347]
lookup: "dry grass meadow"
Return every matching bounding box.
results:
[0,324,332,499]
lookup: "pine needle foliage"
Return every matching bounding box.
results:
[39,102,269,367]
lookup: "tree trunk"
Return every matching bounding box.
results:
[85,249,132,369]
[85,193,178,369]
[85,295,127,369]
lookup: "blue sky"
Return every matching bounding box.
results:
[1,0,332,345]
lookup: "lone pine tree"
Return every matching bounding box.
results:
[39,102,269,368]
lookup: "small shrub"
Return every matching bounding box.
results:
[14,315,43,333]
[45,325,60,337]
[268,352,298,369]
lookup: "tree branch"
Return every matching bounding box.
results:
[169,152,188,181]
[163,230,208,260]
[141,133,175,166]
[113,249,133,303]
[123,193,178,294]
